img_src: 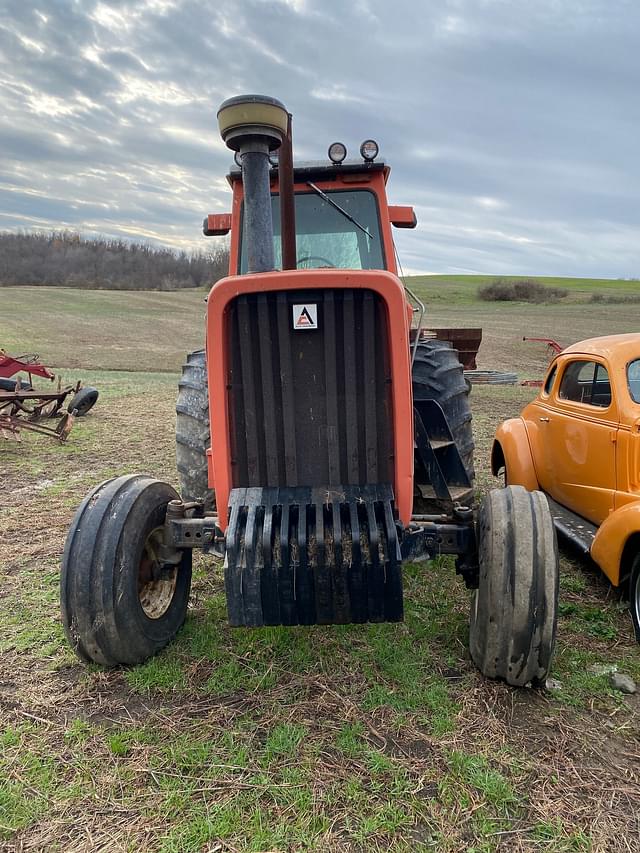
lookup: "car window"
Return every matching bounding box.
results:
[543,364,557,395]
[558,360,611,407]
[628,358,640,403]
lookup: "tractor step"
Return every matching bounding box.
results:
[413,398,473,507]
[417,484,474,503]
[224,483,403,627]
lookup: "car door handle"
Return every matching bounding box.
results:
[539,416,550,422]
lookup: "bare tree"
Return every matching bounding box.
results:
[0,231,230,290]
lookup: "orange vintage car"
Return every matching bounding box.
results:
[492,333,640,642]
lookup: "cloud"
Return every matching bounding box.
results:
[0,0,637,276]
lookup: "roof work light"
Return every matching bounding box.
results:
[360,139,379,161]
[328,142,347,164]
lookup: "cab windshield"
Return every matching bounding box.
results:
[239,188,385,273]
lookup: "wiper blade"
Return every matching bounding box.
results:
[306,181,373,240]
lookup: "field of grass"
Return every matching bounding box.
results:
[405,274,640,306]
[1,286,639,851]
[2,275,638,376]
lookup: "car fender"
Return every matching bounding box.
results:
[491,418,539,491]
[591,501,640,586]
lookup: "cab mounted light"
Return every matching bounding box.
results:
[360,139,379,161]
[328,142,347,164]
[234,151,243,168]
[269,148,280,167]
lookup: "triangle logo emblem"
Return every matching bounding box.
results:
[292,304,318,330]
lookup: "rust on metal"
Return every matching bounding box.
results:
[0,352,91,442]
[420,328,483,370]
[520,337,564,386]
[279,112,297,270]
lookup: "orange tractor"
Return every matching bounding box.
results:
[61,95,559,687]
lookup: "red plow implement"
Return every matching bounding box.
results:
[0,351,98,442]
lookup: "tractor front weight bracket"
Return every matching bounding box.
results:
[161,497,480,598]
[400,518,479,589]
[163,499,225,558]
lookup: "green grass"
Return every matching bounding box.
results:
[2,286,639,850]
[404,273,640,306]
[2,279,637,375]
[0,286,208,372]
[0,566,67,659]
[529,819,592,851]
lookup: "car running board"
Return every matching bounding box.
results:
[545,495,597,555]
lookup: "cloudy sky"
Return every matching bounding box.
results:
[1,0,638,276]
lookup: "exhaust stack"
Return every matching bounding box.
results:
[217,94,288,273]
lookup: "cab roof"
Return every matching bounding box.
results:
[227,159,388,187]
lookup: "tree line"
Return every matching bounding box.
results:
[0,231,230,290]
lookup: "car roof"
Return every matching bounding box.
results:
[562,333,640,362]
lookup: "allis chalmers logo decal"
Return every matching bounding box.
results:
[292,304,318,330]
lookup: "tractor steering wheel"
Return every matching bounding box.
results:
[296,256,336,268]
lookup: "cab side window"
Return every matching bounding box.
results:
[543,365,557,395]
[558,360,611,407]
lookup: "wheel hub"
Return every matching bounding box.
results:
[138,527,178,619]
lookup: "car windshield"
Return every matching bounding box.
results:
[239,188,384,272]
[628,358,640,403]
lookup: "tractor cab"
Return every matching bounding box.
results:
[205,156,416,276]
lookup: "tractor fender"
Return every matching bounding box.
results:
[591,501,640,586]
[491,418,539,491]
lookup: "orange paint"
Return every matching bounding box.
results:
[225,167,400,276]
[495,333,640,586]
[206,268,414,528]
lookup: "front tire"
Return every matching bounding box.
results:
[61,475,192,666]
[470,486,559,686]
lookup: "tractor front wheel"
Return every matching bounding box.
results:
[470,485,559,687]
[61,475,192,666]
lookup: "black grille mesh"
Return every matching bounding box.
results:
[227,288,394,488]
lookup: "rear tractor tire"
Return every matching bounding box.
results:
[176,349,215,510]
[412,339,475,480]
[470,485,559,687]
[61,475,192,666]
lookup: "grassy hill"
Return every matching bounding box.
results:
[403,274,639,304]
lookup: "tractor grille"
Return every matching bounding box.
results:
[227,288,394,488]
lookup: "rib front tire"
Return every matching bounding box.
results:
[61,475,192,666]
[470,485,559,686]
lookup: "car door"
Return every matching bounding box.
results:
[535,358,618,525]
